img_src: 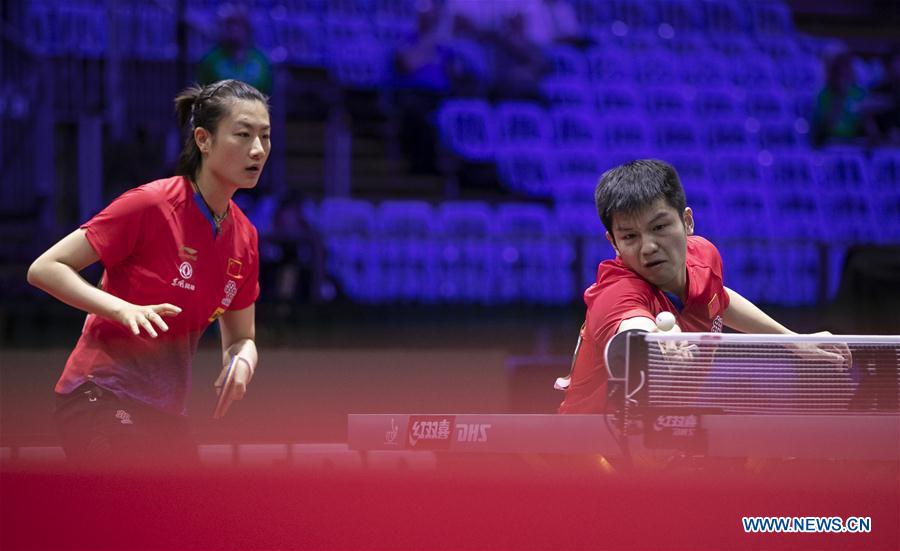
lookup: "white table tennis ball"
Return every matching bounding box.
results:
[655,311,676,331]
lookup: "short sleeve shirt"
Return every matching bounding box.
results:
[559,236,729,414]
[55,176,260,415]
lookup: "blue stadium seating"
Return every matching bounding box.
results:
[495,204,575,303]
[652,119,701,153]
[316,198,378,303]
[744,91,786,122]
[495,148,554,198]
[437,201,496,303]
[586,46,633,83]
[769,244,820,305]
[718,243,779,304]
[815,151,869,191]
[597,117,650,157]
[654,0,705,32]
[692,89,739,120]
[594,85,641,116]
[642,87,689,118]
[493,101,550,151]
[758,122,802,151]
[376,200,438,302]
[437,99,494,161]
[551,108,599,150]
[541,78,593,109]
[545,44,589,83]
[704,120,757,152]
[749,0,795,36]
[710,154,764,189]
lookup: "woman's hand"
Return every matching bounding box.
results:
[114,303,182,337]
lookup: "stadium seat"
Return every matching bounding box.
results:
[868,149,900,192]
[651,119,701,153]
[685,186,720,241]
[551,108,599,150]
[701,1,750,36]
[709,154,764,190]
[667,154,712,188]
[376,200,438,302]
[275,14,325,66]
[316,198,378,302]
[692,89,739,120]
[550,148,602,202]
[436,99,494,161]
[642,87,689,118]
[597,117,650,157]
[594,84,641,117]
[726,54,775,90]
[717,243,779,304]
[437,201,495,303]
[765,154,816,191]
[743,91,786,122]
[758,122,802,151]
[633,53,679,86]
[818,191,878,244]
[493,101,550,151]
[586,46,633,83]
[815,152,868,191]
[654,0,705,33]
[541,78,592,108]
[495,148,554,198]
[704,120,757,152]
[328,38,389,88]
[545,44,589,82]
[496,204,574,303]
[769,189,822,241]
[749,1,795,36]
[775,53,823,92]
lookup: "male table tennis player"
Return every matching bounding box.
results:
[558,159,809,413]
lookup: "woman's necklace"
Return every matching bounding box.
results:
[193,181,229,228]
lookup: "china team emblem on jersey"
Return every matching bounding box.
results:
[222,280,237,307]
[227,258,243,279]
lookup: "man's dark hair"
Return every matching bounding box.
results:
[594,159,686,236]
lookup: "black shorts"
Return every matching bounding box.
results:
[54,382,198,469]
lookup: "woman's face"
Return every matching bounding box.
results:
[200,99,271,190]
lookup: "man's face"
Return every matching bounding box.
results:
[606,197,694,296]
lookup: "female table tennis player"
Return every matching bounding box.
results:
[27,79,267,466]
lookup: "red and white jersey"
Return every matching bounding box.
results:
[559,236,729,414]
[56,176,259,415]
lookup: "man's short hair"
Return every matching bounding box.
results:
[594,159,687,235]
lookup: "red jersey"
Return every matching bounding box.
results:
[56,176,260,415]
[559,236,729,414]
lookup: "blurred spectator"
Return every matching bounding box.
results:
[525,0,583,47]
[489,11,549,100]
[198,4,272,95]
[391,0,455,173]
[811,50,878,147]
[257,192,328,310]
[869,46,900,145]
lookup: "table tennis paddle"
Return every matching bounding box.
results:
[213,355,239,420]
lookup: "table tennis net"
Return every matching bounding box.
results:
[641,334,900,414]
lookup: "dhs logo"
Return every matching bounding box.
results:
[406,415,455,450]
[456,423,491,443]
